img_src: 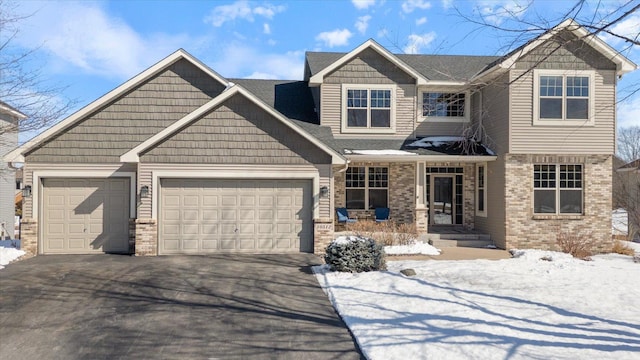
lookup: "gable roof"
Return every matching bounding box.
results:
[120,84,345,165]
[618,159,640,172]
[0,100,27,120]
[308,39,429,86]
[473,18,637,80]
[306,52,499,83]
[3,49,229,163]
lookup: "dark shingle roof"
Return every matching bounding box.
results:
[230,79,318,123]
[305,51,499,82]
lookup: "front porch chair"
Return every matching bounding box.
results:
[336,208,357,224]
[375,207,390,223]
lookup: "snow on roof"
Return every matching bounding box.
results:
[408,136,496,156]
[344,149,417,156]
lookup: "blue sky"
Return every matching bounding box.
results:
[9,0,640,132]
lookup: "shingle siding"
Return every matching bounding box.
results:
[25,59,226,163]
[140,94,331,165]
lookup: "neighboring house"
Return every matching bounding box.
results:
[616,159,640,240]
[0,101,26,240]
[3,19,636,256]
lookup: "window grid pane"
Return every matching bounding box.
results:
[347,90,367,108]
[534,164,583,214]
[423,92,465,117]
[346,167,365,188]
[370,90,391,108]
[368,167,388,188]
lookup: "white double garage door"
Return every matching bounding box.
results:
[42,178,313,254]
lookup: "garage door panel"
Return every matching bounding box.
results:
[160,179,312,254]
[43,178,130,254]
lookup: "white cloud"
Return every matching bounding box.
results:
[402,0,432,13]
[14,1,197,80]
[263,23,271,34]
[377,28,389,38]
[598,13,640,47]
[209,44,304,80]
[316,29,353,48]
[352,0,376,10]
[204,1,285,27]
[355,15,372,34]
[416,17,427,25]
[403,32,437,54]
[477,0,528,26]
[442,0,454,10]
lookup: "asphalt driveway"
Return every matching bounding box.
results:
[0,254,362,359]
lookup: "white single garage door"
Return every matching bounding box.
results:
[159,179,313,254]
[42,178,130,254]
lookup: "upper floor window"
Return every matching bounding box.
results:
[342,84,395,133]
[533,70,594,126]
[420,91,469,122]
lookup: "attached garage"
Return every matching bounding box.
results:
[42,178,130,254]
[159,178,313,254]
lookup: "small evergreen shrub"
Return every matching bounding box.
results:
[325,236,387,272]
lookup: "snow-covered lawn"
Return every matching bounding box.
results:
[315,250,640,360]
[385,241,441,255]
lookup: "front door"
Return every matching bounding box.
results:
[431,176,454,225]
[426,173,463,225]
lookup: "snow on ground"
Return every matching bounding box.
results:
[385,241,441,255]
[314,251,640,360]
[0,247,25,270]
[622,240,640,253]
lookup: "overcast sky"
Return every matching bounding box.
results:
[8,0,640,132]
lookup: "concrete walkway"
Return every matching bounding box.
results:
[389,247,512,261]
[0,254,363,360]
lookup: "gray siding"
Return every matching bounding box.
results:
[320,48,417,137]
[140,94,332,165]
[25,59,226,163]
[474,156,506,248]
[510,68,616,154]
[480,73,510,155]
[515,31,617,71]
[415,121,466,137]
[1,113,17,238]
[324,48,416,85]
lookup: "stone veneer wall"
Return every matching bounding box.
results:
[314,217,334,255]
[333,162,416,224]
[504,154,613,252]
[135,219,157,256]
[19,218,37,256]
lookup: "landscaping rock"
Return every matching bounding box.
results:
[634,254,639,263]
[400,268,416,276]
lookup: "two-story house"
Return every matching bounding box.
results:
[0,101,25,240]
[4,19,635,256]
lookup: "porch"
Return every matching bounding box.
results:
[333,161,494,248]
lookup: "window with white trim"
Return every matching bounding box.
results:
[533,164,583,214]
[345,167,388,209]
[533,70,594,125]
[476,163,487,216]
[420,91,469,122]
[342,84,395,133]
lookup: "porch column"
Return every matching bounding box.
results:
[415,162,428,233]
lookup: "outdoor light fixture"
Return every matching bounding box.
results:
[320,185,329,198]
[139,185,150,198]
[22,185,32,198]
